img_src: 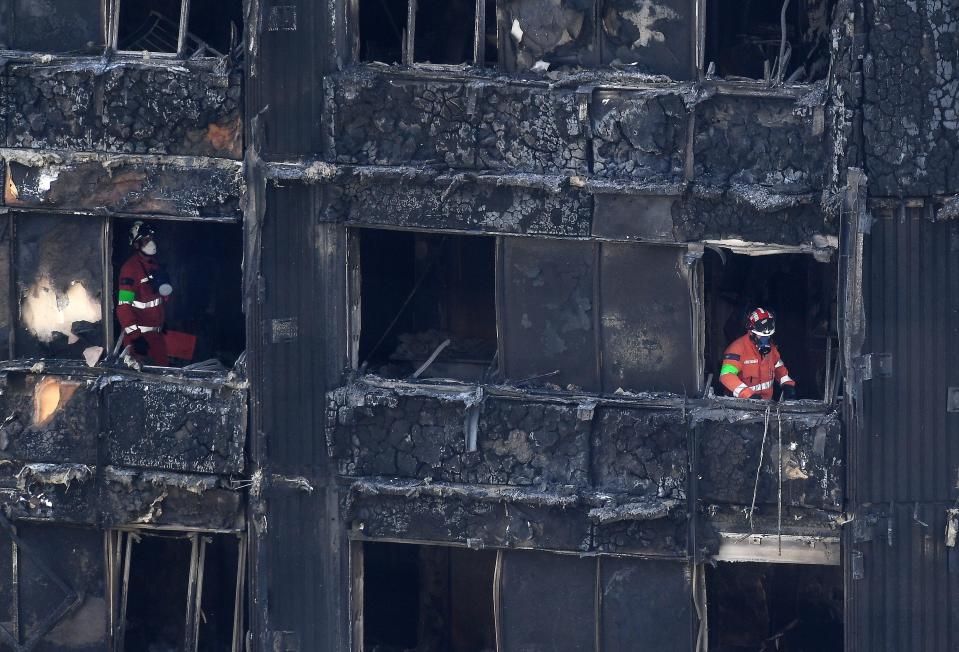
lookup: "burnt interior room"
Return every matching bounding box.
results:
[118,0,243,55]
[705,0,835,82]
[112,218,245,368]
[357,228,497,382]
[363,541,497,652]
[16,213,104,360]
[704,250,837,400]
[413,0,476,64]
[358,0,408,63]
[707,561,843,652]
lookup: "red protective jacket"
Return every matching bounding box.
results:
[116,253,169,363]
[719,333,795,400]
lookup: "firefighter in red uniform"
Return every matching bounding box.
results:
[719,307,796,400]
[116,222,173,366]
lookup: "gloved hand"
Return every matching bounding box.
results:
[780,385,797,400]
[132,336,150,356]
[748,393,765,400]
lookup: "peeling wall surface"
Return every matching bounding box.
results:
[328,379,841,558]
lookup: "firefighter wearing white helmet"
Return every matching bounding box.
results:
[116,221,173,365]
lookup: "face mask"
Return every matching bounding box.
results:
[752,333,772,355]
[141,240,157,256]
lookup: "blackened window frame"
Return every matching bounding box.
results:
[351,0,492,67]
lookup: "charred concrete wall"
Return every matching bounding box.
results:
[862,0,959,197]
[320,70,836,247]
[0,366,247,530]
[2,59,242,159]
[328,379,842,557]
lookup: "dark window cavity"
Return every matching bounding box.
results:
[703,250,839,401]
[362,542,497,652]
[357,229,497,382]
[187,0,244,56]
[359,0,493,66]
[112,218,246,368]
[359,0,407,63]
[705,0,835,82]
[117,0,241,56]
[117,0,184,53]
[115,531,243,652]
[414,0,477,64]
[707,561,843,651]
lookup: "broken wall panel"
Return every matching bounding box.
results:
[863,0,959,196]
[3,156,243,219]
[694,95,827,191]
[500,237,599,390]
[591,512,687,555]
[600,0,694,79]
[100,469,244,530]
[334,176,593,236]
[104,378,246,475]
[599,242,698,394]
[0,373,99,465]
[0,461,98,524]
[500,0,598,71]
[695,406,843,511]
[15,213,104,359]
[4,62,242,158]
[0,0,102,54]
[591,90,689,181]
[676,193,834,246]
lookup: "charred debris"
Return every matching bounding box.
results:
[0,0,954,650]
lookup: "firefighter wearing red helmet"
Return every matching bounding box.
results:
[116,221,173,366]
[719,307,796,400]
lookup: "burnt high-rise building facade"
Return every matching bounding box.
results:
[0,0,955,650]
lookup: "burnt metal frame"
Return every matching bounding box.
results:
[0,513,83,652]
[107,528,248,652]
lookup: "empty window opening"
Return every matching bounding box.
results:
[707,562,842,652]
[187,0,244,57]
[484,0,498,65]
[705,0,835,83]
[357,229,497,382]
[413,0,476,64]
[122,534,191,651]
[359,0,407,63]
[117,0,183,53]
[114,531,243,652]
[362,542,497,652]
[112,219,245,369]
[704,250,838,401]
[117,0,238,56]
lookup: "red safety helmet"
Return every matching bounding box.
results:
[746,307,776,336]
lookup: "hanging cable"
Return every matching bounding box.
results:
[748,403,771,531]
